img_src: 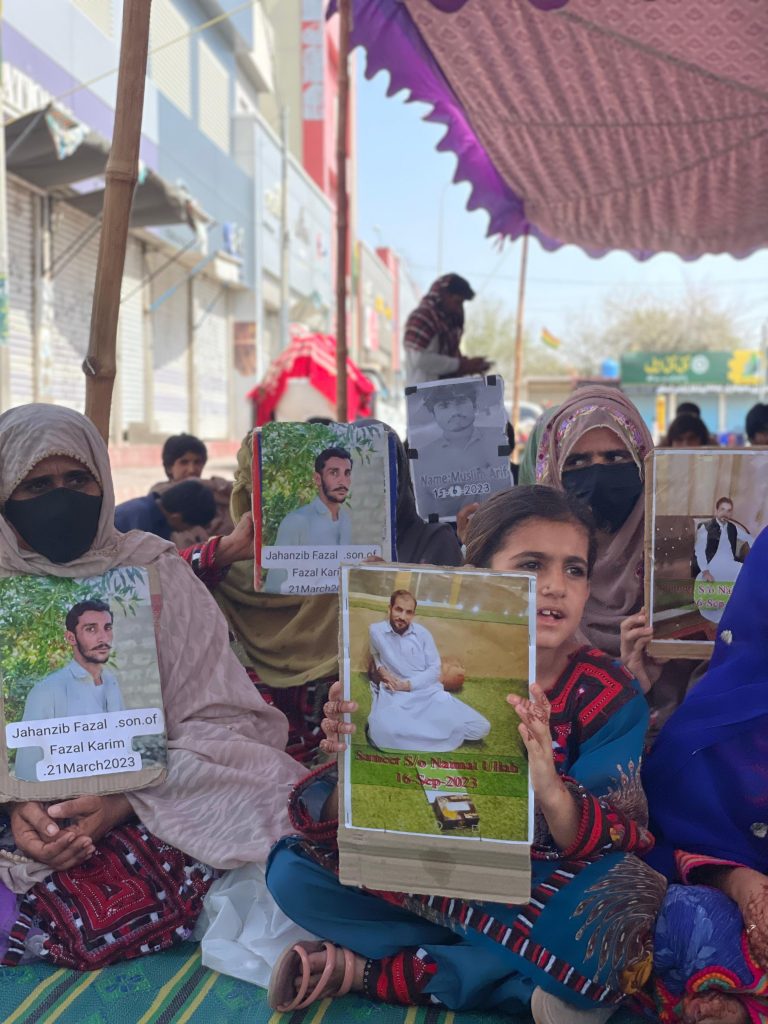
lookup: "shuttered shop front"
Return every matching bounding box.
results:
[193,275,229,439]
[149,258,189,434]
[6,179,35,405]
[49,201,99,410]
[117,237,146,434]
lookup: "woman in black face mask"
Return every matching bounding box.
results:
[533,385,651,659]
[4,455,103,564]
[534,388,697,731]
[0,404,305,971]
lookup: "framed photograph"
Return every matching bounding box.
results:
[338,563,534,903]
[254,421,397,595]
[646,449,768,658]
[405,376,511,522]
[0,567,166,800]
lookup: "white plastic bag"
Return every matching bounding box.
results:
[195,863,318,986]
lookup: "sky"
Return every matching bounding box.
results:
[354,61,768,353]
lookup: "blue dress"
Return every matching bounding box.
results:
[267,647,666,1014]
[642,527,768,1021]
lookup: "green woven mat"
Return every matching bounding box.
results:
[0,944,653,1023]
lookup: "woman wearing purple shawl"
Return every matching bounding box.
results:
[642,527,768,1023]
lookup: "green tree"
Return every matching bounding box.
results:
[561,286,745,374]
[462,300,568,384]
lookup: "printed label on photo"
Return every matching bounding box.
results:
[262,544,381,568]
[7,708,165,782]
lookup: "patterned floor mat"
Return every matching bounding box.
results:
[0,945,654,1023]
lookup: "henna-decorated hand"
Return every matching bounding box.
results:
[319,681,358,755]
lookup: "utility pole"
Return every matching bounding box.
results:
[436,182,448,278]
[511,231,530,431]
[0,0,11,413]
[335,0,351,421]
[279,104,290,351]
[84,0,152,441]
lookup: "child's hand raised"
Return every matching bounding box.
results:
[620,608,664,694]
[507,684,558,796]
[320,681,358,755]
[507,684,581,848]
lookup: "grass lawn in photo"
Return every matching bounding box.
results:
[349,671,529,841]
[344,567,533,844]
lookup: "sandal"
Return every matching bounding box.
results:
[531,987,616,1024]
[268,940,357,1012]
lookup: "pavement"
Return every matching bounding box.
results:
[111,456,239,506]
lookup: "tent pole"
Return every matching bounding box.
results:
[511,231,529,433]
[0,0,10,414]
[335,0,351,422]
[83,0,152,442]
[279,104,290,352]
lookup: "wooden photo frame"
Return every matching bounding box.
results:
[645,448,768,659]
[338,563,535,904]
[253,421,397,595]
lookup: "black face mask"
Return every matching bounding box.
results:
[4,488,103,563]
[561,462,643,534]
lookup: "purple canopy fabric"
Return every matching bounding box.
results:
[345,0,768,259]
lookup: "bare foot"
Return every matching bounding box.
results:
[682,991,749,1024]
[298,949,366,996]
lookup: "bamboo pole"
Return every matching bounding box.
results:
[335,0,351,422]
[511,231,530,431]
[84,0,152,441]
[279,105,290,353]
[0,0,10,414]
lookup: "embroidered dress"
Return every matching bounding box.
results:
[0,404,304,970]
[651,884,768,1024]
[643,527,768,1022]
[1,823,215,970]
[179,535,230,591]
[266,648,665,1014]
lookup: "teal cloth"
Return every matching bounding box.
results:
[268,661,663,1016]
[0,944,651,1022]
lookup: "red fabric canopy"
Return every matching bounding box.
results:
[248,330,375,425]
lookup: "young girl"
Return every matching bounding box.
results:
[264,486,665,1024]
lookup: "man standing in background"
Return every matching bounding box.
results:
[404,274,491,386]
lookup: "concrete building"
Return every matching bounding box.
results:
[260,0,349,205]
[259,0,356,347]
[1,0,333,449]
[232,108,333,427]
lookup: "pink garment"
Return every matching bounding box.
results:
[0,404,303,893]
[535,386,654,657]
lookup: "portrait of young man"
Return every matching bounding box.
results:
[14,600,125,781]
[263,447,353,593]
[367,589,490,753]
